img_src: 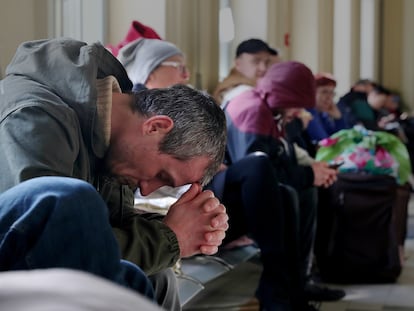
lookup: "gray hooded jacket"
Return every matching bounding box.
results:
[0,38,179,274]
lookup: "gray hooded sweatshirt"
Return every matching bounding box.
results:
[0,38,179,274]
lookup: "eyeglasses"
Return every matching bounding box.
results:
[160,61,188,75]
[318,89,336,97]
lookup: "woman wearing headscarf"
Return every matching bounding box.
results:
[225,61,343,311]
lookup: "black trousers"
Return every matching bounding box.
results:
[206,153,317,309]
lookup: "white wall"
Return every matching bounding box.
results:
[48,0,106,44]
[333,0,355,99]
[402,0,414,110]
[290,0,319,70]
[0,0,166,77]
[230,0,268,60]
[360,0,379,81]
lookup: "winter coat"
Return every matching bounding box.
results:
[0,38,179,275]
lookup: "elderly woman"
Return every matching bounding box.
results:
[306,72,346,143]
[117,37,189,91]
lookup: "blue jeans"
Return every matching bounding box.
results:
[0,176,154,300]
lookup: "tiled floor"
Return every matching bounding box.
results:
[183,195,414,311]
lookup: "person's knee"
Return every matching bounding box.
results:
[35,176,96,196]
[12,176,95,197]
[243,152,275,178]
[8,176,107,220]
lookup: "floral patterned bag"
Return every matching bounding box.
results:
[315,125,411,185]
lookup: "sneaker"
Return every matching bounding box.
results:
[304,282,346,302]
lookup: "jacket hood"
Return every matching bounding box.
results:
[2,38,132,157]
[5,38,132,106]
[255,61,316,113]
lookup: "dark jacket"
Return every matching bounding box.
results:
[337,90,370,129]
[306,108,347,142]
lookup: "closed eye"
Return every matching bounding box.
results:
[156,172,175,188]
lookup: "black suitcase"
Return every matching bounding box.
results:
[315,173,405,284]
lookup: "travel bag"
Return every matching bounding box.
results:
[315,172,406,283]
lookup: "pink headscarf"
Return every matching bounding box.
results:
[256,61,316,113]
[227,61,316,139]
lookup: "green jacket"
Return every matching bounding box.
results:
[0,38,179,275]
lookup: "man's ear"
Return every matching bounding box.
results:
[142,115,174,135]
[234,57,242,71]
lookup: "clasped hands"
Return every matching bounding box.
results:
[311,161,338,188]
[163,183,229,258]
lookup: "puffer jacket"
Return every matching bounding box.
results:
[0,38,179,275]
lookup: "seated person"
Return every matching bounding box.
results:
[359,84,392,130]
[376,92,403,131]
[337,78,376,128]
[213,38,278,108]
[306,73,346,143]
[0,38,228,311]
[117,37,189,91]
[225,61,345,310]
[285,108,316,157]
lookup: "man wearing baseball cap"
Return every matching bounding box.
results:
[213,38,279,108]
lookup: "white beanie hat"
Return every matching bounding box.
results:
[117,38,183,85]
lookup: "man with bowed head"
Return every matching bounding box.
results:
[0,38,228,309]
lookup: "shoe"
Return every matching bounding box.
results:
[304,282,346,302]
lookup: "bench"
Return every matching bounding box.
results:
[176,244,260,307]
[134,191,261,306]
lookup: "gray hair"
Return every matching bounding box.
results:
[132,84,226,185]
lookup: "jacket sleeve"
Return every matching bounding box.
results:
[0,105,83,191]
[307,112,331,142]
[97,177,180,275]
[0,105,180,275]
